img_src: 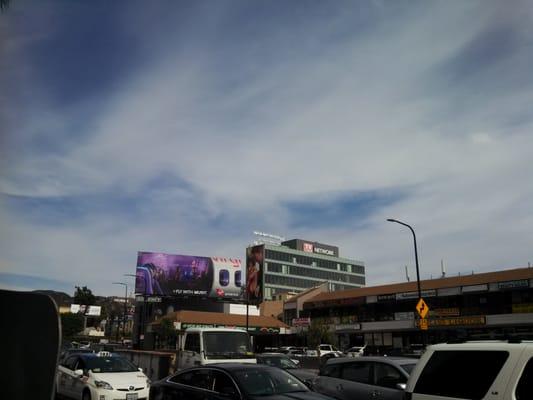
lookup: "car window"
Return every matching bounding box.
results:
[320,363,341,378]
[516,357,533,400]
[184,333,201,353]
[374,362,406,388]
[320,345,330,350]
[341,362,371,384]
[75,359,87,373]
[170,369,212,390]
[212,370,238,395]
[414,351,509,400]
[400,363,416,374]
[64,356,78,370]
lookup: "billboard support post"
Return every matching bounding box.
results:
[246,296,249,334]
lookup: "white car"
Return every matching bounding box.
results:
[318,344,343,357]
[57,352,150,400]
[406,341,533,399]
[345,345,366,357]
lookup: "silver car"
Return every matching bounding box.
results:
[313,357,417,400]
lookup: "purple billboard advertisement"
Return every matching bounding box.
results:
[135,252,213,297]
[135,252,244,299]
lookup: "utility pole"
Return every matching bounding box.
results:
[113,282,128,341]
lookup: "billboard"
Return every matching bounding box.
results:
[246,245,264,305]
[135,252,244,300]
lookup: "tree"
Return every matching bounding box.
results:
[157,317,177,349]
[74,286,96,305]
[307,319,335,349]
[61,313,85,338]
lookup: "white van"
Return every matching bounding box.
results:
[176,328,256,370]
[405,341,533,400]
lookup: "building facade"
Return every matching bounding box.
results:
[260,238,365,300]
[301,266,533,351]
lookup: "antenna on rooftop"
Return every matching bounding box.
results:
[405,265,410,282]
[441,259,446,278]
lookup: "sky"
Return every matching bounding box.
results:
[1,0,532,297]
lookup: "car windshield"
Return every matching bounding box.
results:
[401,363,417,374]
[260,356,298,369]
[85,357,138,373]
[235,368,308,396]
[203,332,253,359]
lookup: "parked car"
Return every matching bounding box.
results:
[257,353,317,383]
[319,352,343,367]
[58,347,95,364]
[313,356,417,400]
[56,352,150,400]
[405,341,533,400]
[318,344,343,357]
[306,349,319,357]
[345,345,366,357]
[149,363,334,399]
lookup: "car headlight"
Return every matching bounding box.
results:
[95,380,113,390]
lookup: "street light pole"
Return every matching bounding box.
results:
[112,282,128,341]
[124,273,142,349]
[387,219,421,300]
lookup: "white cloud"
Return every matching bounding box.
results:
[1,1,533,294]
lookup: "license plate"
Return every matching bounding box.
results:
[126,394,138,400]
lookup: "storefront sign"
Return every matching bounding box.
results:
[396,290,436,300]
[292,317,311,327]
[437,287,461,297]
[335,323,361,331]
[180,323,280,334]
[377,294,396,302]
[394,311,415,321]
[461,284,488,293]
[431,308,460,317]
[428,316,486,327]
[498,280,529,290]
[512,303,533,314]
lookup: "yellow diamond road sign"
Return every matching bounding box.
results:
[416,298,429,319]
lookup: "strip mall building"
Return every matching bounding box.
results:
[300,266,533,350]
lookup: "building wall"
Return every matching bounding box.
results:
[263,244,365,299]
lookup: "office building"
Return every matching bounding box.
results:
[257,238,366,300]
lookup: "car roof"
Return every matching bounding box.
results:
[427,342,533,351]
[78,353,121,360]
[191,363,275,372]
[326,356,417,366]
[258,353,288,357]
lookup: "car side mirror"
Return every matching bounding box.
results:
[74,369,84,377]
[138,367,143,372]
[396,383,407,391]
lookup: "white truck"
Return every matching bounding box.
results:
[176,328,256,370]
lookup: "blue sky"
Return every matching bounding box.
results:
[1,0,533,296]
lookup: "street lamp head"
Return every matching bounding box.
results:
[386,218,396,222]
